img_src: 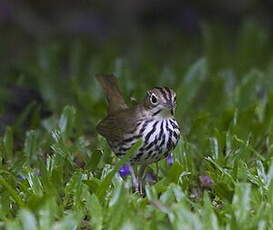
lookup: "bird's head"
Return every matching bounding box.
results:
[144,87,177,118]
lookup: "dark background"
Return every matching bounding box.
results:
[1,0,273,38]
[1,0,273,63]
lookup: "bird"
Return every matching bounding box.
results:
[96,74,180,193]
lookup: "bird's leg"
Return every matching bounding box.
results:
[128,165,139,190]
[137,164,147,195]
[121,164,147,195]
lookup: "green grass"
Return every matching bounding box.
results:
[1,22,273,229]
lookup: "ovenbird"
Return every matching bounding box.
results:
[96,74,180,191]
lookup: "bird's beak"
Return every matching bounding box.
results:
[165,102,175,110]
[165,103,176,115]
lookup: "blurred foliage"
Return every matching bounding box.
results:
[0,21,273,229]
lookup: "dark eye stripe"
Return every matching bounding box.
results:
[152,109,162,116]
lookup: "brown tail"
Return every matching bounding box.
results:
[96,74,128,114]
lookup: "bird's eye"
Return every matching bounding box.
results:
[150,94,158,104]
[174,96,177,102]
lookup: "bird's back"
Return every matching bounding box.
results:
[96,105,142,141]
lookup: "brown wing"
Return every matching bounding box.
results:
[96,106,142,143]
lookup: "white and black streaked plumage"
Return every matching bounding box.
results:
[96,77,180,165]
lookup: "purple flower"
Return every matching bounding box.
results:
[17,175,26,181]
[145,172,157,185]
[199,175,214,188]
[167,153,174,165]
[119,164,131,177]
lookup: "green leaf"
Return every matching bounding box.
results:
[232,183,251,224]
[19,209,37,230]
[24,130,39,163]
[0,176,24,207]
[87,194,103,230]
[97,140,142,201]
[3,126,13,161]
[58,105,76,140]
